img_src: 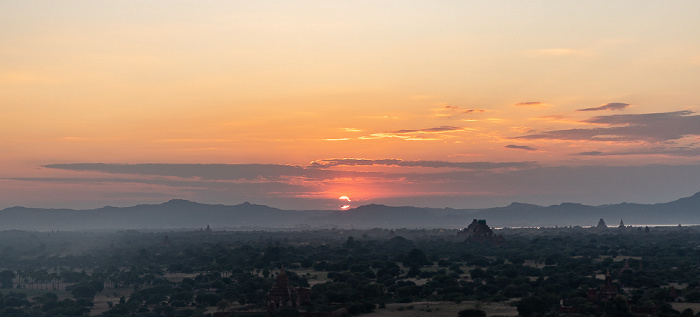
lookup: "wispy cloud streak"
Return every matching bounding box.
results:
[359,126,470,140]
[514,101,548,108]
[505,145,538,151]
[577,102,629,112]
[307,158,536,170]
[439,105,486,114]
[42,163,355,181]
[390,126,464,134]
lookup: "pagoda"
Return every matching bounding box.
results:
[265,266,310,314]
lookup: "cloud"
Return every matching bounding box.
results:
[434,105,487,119]
[308,158,402,168]
[44,160,538,184]
[3,175,317,209]
[35,160,537,209]
[15,163,700,210]
[574,147,700,157]
[360,126,471,140]
[4,176,309,191]
[529,115,587,125]
[307,158,537,170]
[390,126,464,134]
[576,151,605,156]
[340,164,700,209]
[514,110,700,142]
[533,115,564,120]
[584,110,693,125]
[448,153,483,158]
[440,105,486,114]
[510,126,535,133]
[42,163,359,181]
[505,145,538,151]
[577,103,630,112]
[514,101,549,108]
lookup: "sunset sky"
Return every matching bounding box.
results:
[2,1,700,210]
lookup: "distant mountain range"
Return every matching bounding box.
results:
[2,192,700,231]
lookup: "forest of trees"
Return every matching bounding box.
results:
[0,224,698,316]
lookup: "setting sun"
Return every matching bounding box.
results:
[339,196,351,210]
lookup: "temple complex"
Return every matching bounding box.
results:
[585,269,619,302]
[458,219,504,244]
[596,218,608,229]
[265,266,310,314]
[160,234,171,246]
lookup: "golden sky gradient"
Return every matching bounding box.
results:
[2,1,700,210]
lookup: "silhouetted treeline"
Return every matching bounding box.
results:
[0,226,698,316]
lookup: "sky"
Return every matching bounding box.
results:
[2,1,700,210]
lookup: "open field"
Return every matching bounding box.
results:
[672,302,700,314]
[90,291,131,316]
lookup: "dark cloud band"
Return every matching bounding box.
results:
[44,160,537,182]
[575,147,700,157]
[515,110,700,142]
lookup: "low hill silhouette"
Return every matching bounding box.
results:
[2,191,700,230]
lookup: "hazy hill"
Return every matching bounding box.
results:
[1,191,699,230]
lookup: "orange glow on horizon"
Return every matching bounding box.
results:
[2,2,698,210]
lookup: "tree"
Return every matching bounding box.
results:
[276,307,300,317]
[33,292,58,305]
[604,295,633,317]
[145,294,167,306]
[685,290,700,302]
[195,293,221,306]
[458,308,486,317]
[470,267,485,279]
[3,292,30,308]
[0,270,15,289]
[405,266,421,278]
[70,284,97,300]
[517,296,548,317]
[680,308,694,317]
[344,236,356,248]
[217,299,231,312]
[403,248,429,268]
